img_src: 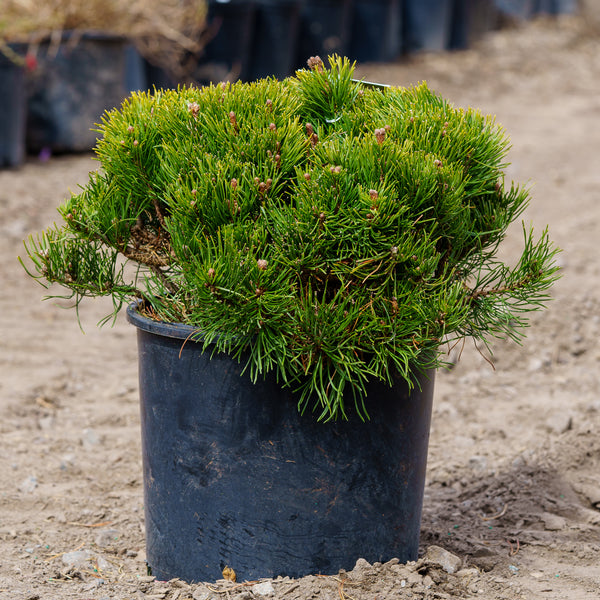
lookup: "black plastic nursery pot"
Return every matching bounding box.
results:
[195,0,257,84]
[295,0,353,70]
[449,0,499,50]
[403,0,454,53]
[0,46,27,168]
[248,0,302,81]
[127,303,435,583]
[348,0,403,64]
[25,32,143,154]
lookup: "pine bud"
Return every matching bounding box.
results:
[375,128,386,145]
[207,268,215,278]
[230,178,238,190]
[187,102,200,119]
[257,259,268,270]
[269,123,277,131]
[307,56,324,72]
[369,189,378,200]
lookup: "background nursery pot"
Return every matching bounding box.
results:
[127,303,435,582]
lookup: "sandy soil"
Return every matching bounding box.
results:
[1,14,600,600]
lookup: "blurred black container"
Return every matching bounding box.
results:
[296,0,353,69]
[25,32,139,154]
[532,0,578,14]
[403,0,454,53]
[349,0,403,63]
[450,0,498,50]
[0,46,27,168]
[492,0,536,18]
[195,0,257,84]
[248,0,302,81]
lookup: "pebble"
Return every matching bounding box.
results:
[468,455,488,473]
[541,512,567,531]
[61,549,110,571]
[577,484,600,507]
[545,413,573,434]
[19,475,38,493]
[252,581,275,596]
[352,557,371,571]
[82,428,101,448]
[191,588,214,600]
[95,528,120,548]
[38,415,55,430]
[425,545,462,574]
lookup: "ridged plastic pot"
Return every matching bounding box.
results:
[403,0,454,53]
[296,0,353,70]
[195,0,257,85]
[449,0,498,50]
[349,0,403,63]
[248,0,302,81]
[25,32,141,153]
[0,46,26,168]
[127,303,435,583]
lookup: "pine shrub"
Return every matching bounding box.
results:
[22,56,559,420]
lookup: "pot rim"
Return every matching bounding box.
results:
[126,300,202,341]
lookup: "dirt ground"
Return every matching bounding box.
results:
[1,13,600,600]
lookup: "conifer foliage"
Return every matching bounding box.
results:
[22,56,559,420]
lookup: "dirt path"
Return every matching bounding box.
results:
[1,14,599,600]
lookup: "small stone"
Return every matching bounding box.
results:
[530,571,544,579]
[541,512,566,531]
[468,455,488,473]
[95,529,120,548]
[577,484,600,507]
[252,581,275,596]
[352,557,372,573]
[82,428,101,448]
[407,571,422,585]
[422,575,434,589]
[527,357,544,372]
[19,476,38,493]
[545,413,573,434]
[62,549,110,571]
[192,587,213,600]
[425,545,462,574]
[38,415,55,430]
[457,568,480,579]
